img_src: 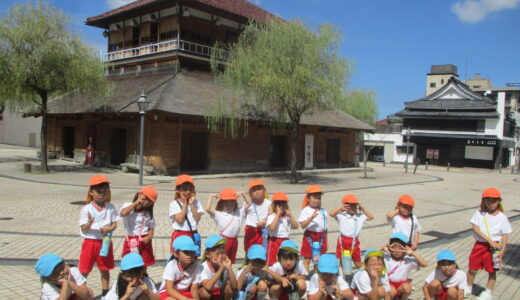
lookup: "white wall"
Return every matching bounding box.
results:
[364,132,412,163]
[0,109,41,148]
[465,145,493,160]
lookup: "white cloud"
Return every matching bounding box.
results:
[452,0,519,23]
[106,0,137,10]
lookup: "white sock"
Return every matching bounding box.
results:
[256,292,267,300]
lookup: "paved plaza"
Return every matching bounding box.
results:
[0,144,518,299]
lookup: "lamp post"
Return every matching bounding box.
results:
[405,127,411,173]
[137,91,150,186]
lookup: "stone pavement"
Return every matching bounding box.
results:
[0,144,518,299]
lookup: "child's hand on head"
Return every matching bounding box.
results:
[318,278,327,294]
[125,280,137,296]
[368,268,379,280]
[276,206,283,216]
[139,279,148,292]
[222,256,232,269]
[188,196,196,205]
[405,246,414,256]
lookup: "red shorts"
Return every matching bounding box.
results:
[170,230,197,253]
[210,287,221,299]
[267,236,288,265]
[159,290,193,300]
[335,236,361,262]
[434,286,459,300]
[469,241,495,272]
[221,234,238,264]
[78,239,114,274]
[390,280,411,296]
[122,236,155,266]
[301,230,328,258]
[244,225,264,252]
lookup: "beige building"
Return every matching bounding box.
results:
[425,64,458,95]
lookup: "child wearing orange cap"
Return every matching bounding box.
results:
[298,185,328,272]
[243,179,272,252]
[79,174,118,296]
[466,188,512,300]
[386,194,422,250]
[266,192,299,265]
[120,185,158,269]
[169,174,205,253]
[329,194,374,268]
[205,188,251,263]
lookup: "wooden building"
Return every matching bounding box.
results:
[46,0,372,175]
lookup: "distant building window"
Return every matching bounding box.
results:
[473,85,480,88]
[430,82,436,88]
[441,79,444,84]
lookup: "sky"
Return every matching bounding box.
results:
[1,0,519,119]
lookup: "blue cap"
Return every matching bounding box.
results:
[205,235,226,249]
[247,244,267,261]
[173,236,198,252]
[437,250,456,262]
[35,254,63,277]
[121,253,144,271]
[317,254,338,274]
[279,240,299,254]
[390,232,409,244]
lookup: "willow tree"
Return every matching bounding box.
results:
[210,20,348,183]
[0,1,108,172]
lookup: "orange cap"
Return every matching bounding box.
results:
[219,188,238,200]
[140,185,158,202]
[342,194,359,204]
[272,192,289,202]
[175,174,194,187]
[482,188,501,199]
[248,179,265,190]
[302,185,324,208]
[89,175,109,186]
[398,194,415,207]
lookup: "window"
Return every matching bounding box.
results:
[326,139,340,164]
[441,79,444,84]
[430,82,436,88]
[473,85,481,88]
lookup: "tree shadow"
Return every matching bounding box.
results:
[270,173,342,185]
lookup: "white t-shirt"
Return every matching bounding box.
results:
[120,202,156,236]
[40,267,86,300]
[383,253,419,283]
[104,276,157,300]
[269,261,308,276]
[244,199,272,227]
[390,214,421,242]
[169,199,205,231]
[213,208,244,237]
[200,261,225,290]
[470,210,512,243]
[335,212,367,238]
[79,202,119,239]
[298,206,327,232]
[351,269,391,294]
[425,269,468,290]
[308,273,349,296]
[159,260,203,293]
[266,214,292,238]
[235,268,272,288]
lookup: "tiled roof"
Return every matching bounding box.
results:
[86,0,275,25]
[395,109,499,119]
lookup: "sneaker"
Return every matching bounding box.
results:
[478,289,493,300]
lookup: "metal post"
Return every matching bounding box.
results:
[404,128,411,174]
[139,112,145,186]
[425,161,428,170]
[447,162,450,172]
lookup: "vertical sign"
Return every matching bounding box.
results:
[305,134,314,169]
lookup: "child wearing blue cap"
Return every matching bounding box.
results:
[35,253,93,300]
[382,232,428,300]
[308,254,350,300]
[236,244,285,300]
[424,250,467,300]
[269,240,308,300]
[158,236,203,300]
[199,235,237,300]
[350,248,391,300]
[104,253,159,300]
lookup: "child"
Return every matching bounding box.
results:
[308,254,351,300]
[424,250,467,300]
[382,232,428,300]
[79,175,118,296]
[298,185,328,272]
[269,240,308,300]
[386,195,421,250]
[243,179,272,252]
[205,188,250,263]
[266,192,299,265]
[350,248,391,300]
[169,174,204,252]
[158,236,203,300]
[236,244,285,300]
[120,185,158,268]
[199,235,238,300]
[104,253,159,300]
[466,188,512,300]
[36,253,93,300]
[330,194,374,269]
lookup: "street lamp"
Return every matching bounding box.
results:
[137,91,150,186]
[405,127,411,173]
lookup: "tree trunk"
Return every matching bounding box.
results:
[290,118,300,184]
[39,91,49,173]
[363,145,375,178]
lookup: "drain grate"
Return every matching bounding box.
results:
[0,217,13,221]
[70,201,85,205]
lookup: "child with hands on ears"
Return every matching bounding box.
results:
[36,253,94,300]
[349,249,392,300]
[269,240,308,300]
[266,192,299,266]
[386,195,421,250]
[243,179,272,252]
[308,254,351,300]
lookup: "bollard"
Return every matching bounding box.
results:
[383,160,386,167]
[447,163,450,172]
[425,161,428,170]
[499,165,502,173]
[23,163,31,173]
[512,166,515,174]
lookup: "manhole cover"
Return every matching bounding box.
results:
[0,217,13,221]
[70,201,85,205]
